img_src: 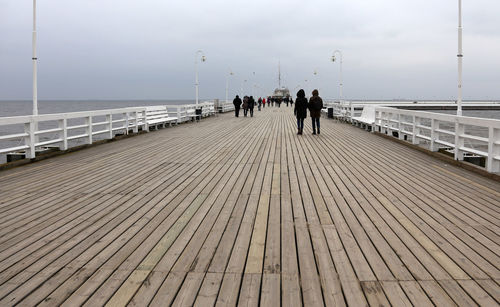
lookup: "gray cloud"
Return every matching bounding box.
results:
[0,0,499,100]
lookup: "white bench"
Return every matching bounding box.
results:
[145,106,178,130]
[352,106,376,130]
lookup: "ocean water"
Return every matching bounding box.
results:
[0,100,197,117]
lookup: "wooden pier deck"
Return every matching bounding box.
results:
[0,107,499,306]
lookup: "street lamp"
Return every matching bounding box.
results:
[457,0,463,116]
[252,72,256,97]
[241,79,247,95]
[32,0,38,116]
[313,69,320,92]
[226,69,234,103]
[331,50,343,102]
[195,50,206,106]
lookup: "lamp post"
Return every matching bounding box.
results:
[241,79,247,96]
[32,0,38,116]
[195,50,206,106]
[226,69,234,103]
[252,72,256,97]
[457,0,463,116]
[313,69,320,92]
[331,50,343,102]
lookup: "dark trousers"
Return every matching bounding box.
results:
[312,117,320,132]
[297,118,304,130]
[235,106,240,117]
[244,108,248,116]
[249,108,254,117]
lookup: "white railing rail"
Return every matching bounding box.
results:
[374,107,500,173]
[0,107,147,159]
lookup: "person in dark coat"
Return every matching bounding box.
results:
[233,95,242,117]
[248,96,255,117]
[290,97,294,106]
[242,96,249,117]
[258,97,262,111]
[294,89,308,135]
[308,89,323,134]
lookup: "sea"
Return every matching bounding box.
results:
[0,100,197,117]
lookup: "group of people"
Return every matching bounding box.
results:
[232,95,255,117]
[232,89,323,136]
[294,89,323,135]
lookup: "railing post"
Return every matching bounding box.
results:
[412,116,420,145]
[124,112,129,135]
[430,119,437,152]
[86,116,93,144]
[133,111,139,133]
[349,102,354,123]
[487,127,500,173]
[142,109,149,131]
[24,120,36,159]
[58,118,68,150]
[454,120,464,161]
[107,114,113,139]
[398,113,404,140]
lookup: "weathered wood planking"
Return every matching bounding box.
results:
[0,106,499,306]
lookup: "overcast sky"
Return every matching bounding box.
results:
[1,0,499,100]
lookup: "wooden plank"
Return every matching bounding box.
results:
[398,281,434,307]
[237,273,261,307]
[260,273,280,307]
[360,281,391,306]
[457,279,498,306]
[380,281,413,307]
[417,280,456,306]
[193,272,222,307]
[214,273,241,306]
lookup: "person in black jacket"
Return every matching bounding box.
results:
[308,89,323,135]
[233,95,242,117]
[248,96,255,117]
[294,89,307,135]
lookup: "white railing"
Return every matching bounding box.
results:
[165,101,216,124]
[216,101,235,113]
[323,101,363,122]
[0,107,147,159]
[375,107,500,173]
[0,102,218,161]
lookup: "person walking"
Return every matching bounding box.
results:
[243,96,249,117]
[258,97,262,111]
[308,89,323,135]
[262,97,266,108]
[248,96,255,117]
[294,89,307,135]
[233,95,242,117]
[290,97,294,107]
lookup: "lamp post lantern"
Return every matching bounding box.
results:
[195,50,206,106]
[32,0,38,116]
[226,69,234,103]
[331,50,343,102]
[457,0,463,116]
